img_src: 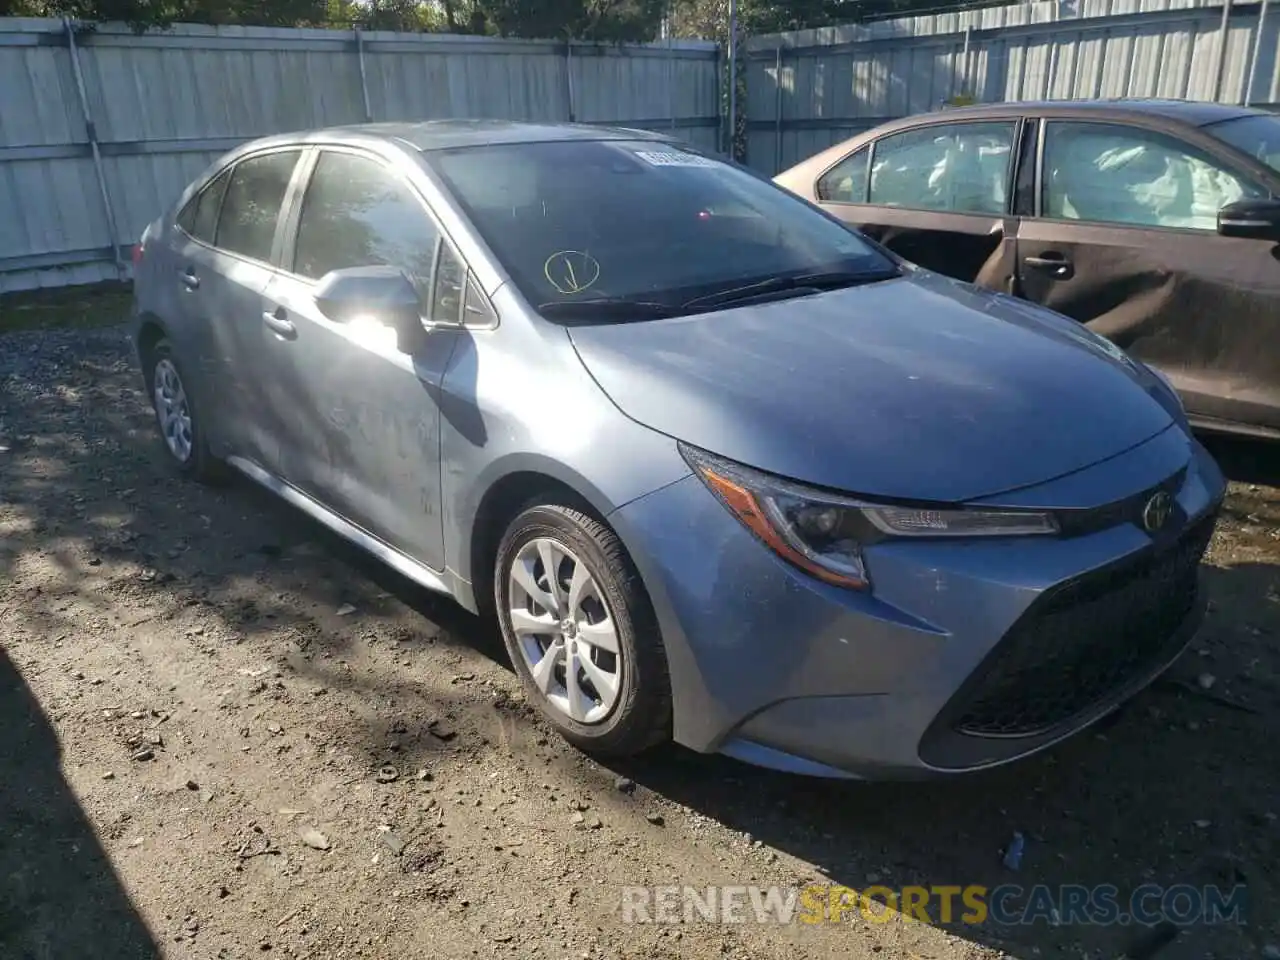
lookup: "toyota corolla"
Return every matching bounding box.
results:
[131,120,1225,778]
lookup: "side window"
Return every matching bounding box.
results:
[1042,121,1266,230]
[817,146,869,203]
[191,169,231,243]
[462,274,496,327]
[176,195,198,233]
[868,121,1015,215]
[431,243,467,324]
[215,150,301,262]
[293,151,439,301]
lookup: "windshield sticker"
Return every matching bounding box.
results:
[633,150,718,169]
[544,250,601,295]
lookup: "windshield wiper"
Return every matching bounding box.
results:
[538,299,682,322]
[681,268,899,311]
[537,269,900,322]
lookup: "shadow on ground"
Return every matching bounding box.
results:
[0,322,511,771]
[0,647,160,959]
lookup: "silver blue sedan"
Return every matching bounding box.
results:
[130,120,1225,778]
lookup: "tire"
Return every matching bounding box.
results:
[494,501,671,756]
[144,338,225,484]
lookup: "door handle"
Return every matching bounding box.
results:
[1023,253,1074,279]
[262,307,296,339]
[180,269,199,290]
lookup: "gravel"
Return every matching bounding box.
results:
[2,294,1277,960]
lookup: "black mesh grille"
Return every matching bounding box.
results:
[950,514,1216,738]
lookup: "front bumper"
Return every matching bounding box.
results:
[608,425,1226,779]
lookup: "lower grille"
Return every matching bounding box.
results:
[951,514,1216,738]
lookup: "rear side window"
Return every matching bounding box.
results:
[817,146,870,203]
[293,151,440,300]
[176,194,198,233]
[176,168,230,242]
[215,151,301,262]
[868,121,1015,215]
[190,169,231,243]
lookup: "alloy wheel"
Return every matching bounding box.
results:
[153,357,193,463]
[507,537,622,724]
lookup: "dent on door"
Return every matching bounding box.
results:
[1017,223,1280,427]
[1022,242,1181,347]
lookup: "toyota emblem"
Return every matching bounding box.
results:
[1141,491,1173,533]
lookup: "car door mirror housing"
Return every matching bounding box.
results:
[1217,198,1280,241]
[313,266,427,352]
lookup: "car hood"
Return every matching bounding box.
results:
[567,270,1178,502]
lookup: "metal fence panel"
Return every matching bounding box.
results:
[746,0,1280,175]
[0,18,719,293]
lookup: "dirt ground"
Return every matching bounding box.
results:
[1,287,1278,960]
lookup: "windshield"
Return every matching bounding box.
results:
[426,139,897,320]
[1205,115,1280,177]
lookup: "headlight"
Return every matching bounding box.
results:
[681,445,1058,591]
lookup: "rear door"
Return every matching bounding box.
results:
[173,148,304,470]
[811,117,1023,290]
[1015,119,1280,431]
[166,165,233,434]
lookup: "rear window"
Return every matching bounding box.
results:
[426,140,891,314]
[215,151,301,263]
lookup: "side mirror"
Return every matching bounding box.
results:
[314,266,427,353]
[1217,198,1280,241]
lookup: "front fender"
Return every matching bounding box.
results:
[442,442,691,612]
[436,294,693,609]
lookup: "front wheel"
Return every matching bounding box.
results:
[494,502,671,756]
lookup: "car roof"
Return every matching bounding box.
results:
[243,119,680,155]
[912,98,1264,128]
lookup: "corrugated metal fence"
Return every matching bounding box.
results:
[0,17,721,293]
[745,0,1280,174]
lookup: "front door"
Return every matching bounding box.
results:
[814,118,1022,289]
[259,148,465,571]
[1017,120,1280,431]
